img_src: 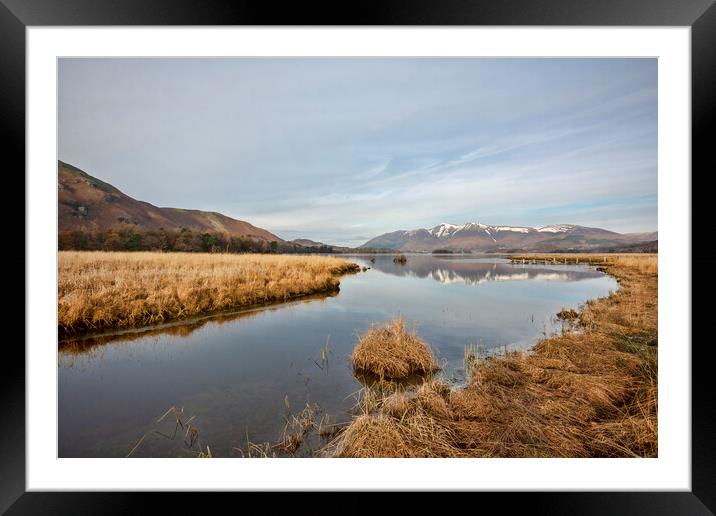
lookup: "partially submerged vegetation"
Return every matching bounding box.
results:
[510,252,658,273]
[58,251,360,336]
[556,307,579,320]
[393,254,408,264]
[351,318,439,380]
[328,254,657,457]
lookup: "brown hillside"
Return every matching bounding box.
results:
[58,161,283,242]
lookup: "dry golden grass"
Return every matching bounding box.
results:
[511,253,658,275]
[58,251,360,336]
[351,317,439,380]
[329,254,658,458]
[327,379,460,458]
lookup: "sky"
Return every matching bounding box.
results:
[59,58,657,247]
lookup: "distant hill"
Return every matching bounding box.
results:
[580,240,658,254]
[59,161,657,255]
[290,238,354,253]
[291,238,325,248]
[361,222,657,253]
[58,161,283,242]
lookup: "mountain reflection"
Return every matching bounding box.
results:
[368,255,603,285]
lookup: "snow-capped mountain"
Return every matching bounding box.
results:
[360,222,657,252]
[537,224,578,233]
[426,222,535,240]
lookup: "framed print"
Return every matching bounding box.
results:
[5,0,714,512]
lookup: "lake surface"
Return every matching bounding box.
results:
[58,255,617,457]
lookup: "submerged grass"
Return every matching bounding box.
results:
[328,254,658,458]
[511,253,658,275]
[58,251,360,336]
[127,405,209,458]
[274,402,320,454]
[351,317,439,380]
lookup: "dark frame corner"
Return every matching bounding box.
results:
[5,0,714,513]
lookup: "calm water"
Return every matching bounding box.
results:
[58,255,617,457]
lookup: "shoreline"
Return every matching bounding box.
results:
[58,251,361,338]
[58,290,342,347]
[327,254,657,457]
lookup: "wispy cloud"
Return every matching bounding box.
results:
[59,58,657,246]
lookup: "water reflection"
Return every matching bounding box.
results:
[58,255,617,458]
[370,255,604,285]
[59,291,338,358]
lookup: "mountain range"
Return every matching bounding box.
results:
[59,161,656,253]
[360,222,657,253]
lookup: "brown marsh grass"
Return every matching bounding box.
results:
[58,251,360,336]
[328,254,658,458]
[351,317,439,380]
[511,253,658,275]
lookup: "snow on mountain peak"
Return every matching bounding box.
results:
[493,226,531,233]
[423,221,579,238]
[426,221,536,237]
[429,223,462,238]
[537,224,576,233]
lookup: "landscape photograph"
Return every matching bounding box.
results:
[58,57,657,458]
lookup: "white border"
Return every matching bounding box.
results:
[27,27,690,491]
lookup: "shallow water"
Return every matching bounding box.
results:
[58,255,617,457]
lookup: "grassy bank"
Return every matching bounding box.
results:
[327,254,657,457]
[508,253,658,273]
[58,251,360,336]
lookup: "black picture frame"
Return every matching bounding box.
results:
[4,0,713,512]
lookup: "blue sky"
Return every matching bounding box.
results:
[59,58,657,246]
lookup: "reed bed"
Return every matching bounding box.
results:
[329,254,658,458]
[510,253,658,275]
[58,251,360,335]
[351,317,439,380]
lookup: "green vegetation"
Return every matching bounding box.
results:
[58,228,334,254]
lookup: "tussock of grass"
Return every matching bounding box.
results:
[351,318,438,380]
[330,254,658,458]
[58,251,360,335]
[556,308,579,320]
[329,379,460,458]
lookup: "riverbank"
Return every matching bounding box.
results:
[327,254,657,457]
[58,251,360,336]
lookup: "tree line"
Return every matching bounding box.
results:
[58,227,335,254]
